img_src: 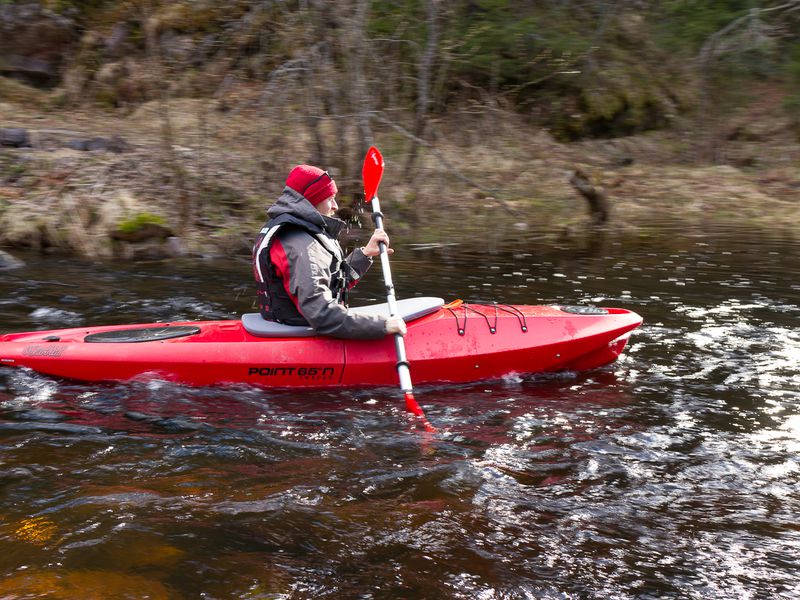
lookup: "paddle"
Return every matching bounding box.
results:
[362,146,436,433]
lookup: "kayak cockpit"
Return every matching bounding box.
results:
[241,297,445,338]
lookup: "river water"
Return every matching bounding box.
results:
[0,222,798,599]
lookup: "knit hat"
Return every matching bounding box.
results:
[285,165,337,205]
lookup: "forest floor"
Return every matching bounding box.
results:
[1,84,798,260]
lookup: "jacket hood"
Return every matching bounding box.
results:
[266,187,346,237]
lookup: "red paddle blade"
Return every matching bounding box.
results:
[362,146,384,201]
[405,392,438,433]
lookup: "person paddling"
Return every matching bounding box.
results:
[253,165,407,339]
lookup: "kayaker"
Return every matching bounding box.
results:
[253,164,407,339]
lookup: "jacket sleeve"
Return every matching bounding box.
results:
[342,247,373,290]
[280,230,387,339]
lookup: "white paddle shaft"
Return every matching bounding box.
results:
[370,196,413,393]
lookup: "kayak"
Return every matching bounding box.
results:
[0,298,642,388]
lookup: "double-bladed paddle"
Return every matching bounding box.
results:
[362,146,436,432]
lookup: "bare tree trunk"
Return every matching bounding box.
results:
[403,0,439,177]
[352,0,373,162]
[141,1,191,236]
[303,7,329,167]
[310,0,371,198]
[304,59,328,169]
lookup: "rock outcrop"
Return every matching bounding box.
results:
[0,3,78,87]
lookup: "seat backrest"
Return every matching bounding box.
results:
[242,296,445,338]
[241,314,315,338]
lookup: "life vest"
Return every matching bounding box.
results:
[252,221,348,325]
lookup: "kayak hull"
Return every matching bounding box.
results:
[0,303,642,388]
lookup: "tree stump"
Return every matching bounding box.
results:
[570,169,610,225]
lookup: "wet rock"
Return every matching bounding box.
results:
[0,250,24,271]
[0,128,31,148]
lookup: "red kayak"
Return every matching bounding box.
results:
[0,298,642,388]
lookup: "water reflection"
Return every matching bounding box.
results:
[0,222,799,598]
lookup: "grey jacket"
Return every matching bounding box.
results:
[254,187,387,339]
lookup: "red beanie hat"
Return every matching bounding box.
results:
[285,165,338,205]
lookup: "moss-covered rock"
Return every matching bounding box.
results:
[113,212,169,237]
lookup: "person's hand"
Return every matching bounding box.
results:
[363,228,393,257]
[384,315,407,336]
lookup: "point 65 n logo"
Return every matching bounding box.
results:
[248,366,335,379]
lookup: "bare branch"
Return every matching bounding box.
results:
[373,113,520,215]
[696,1,800,64]
[403,0,440,177]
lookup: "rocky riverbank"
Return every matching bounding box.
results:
[1,93,798,265]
